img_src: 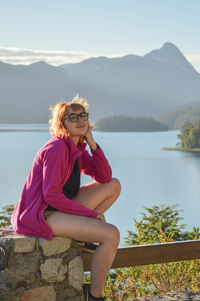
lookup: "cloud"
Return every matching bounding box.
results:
[0,46,126,66]
[0,47,94,65]
[185,54,200,73]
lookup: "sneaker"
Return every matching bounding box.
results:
[83,283,90,301]
[77,241,98,253]
[83,283,105,301]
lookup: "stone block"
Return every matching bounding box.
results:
[40,258,68,283]
[39,236,72,256]
[5,252,39,284]
[68,256,84,291]
[16,286,56,301]
[14,236,36,253]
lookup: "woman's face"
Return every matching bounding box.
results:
[63,107,89,138]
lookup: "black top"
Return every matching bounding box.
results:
[46,158,80,210]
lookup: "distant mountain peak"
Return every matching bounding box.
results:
[28,61,54,68]
[27,60,64,72]
[83,56,109,63]
[144,42,184,60]
[161,42,181,52]
[143,42,196,73]
[160,42,185,58]
[29,61,49,66]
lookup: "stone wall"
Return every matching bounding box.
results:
[0,228,84,301]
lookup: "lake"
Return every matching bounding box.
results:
[1,124,200,246]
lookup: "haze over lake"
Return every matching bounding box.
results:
[1,125,200,246]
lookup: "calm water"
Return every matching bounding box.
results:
[1,125,200,246]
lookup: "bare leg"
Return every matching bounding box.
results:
[46,211,120,298]
[74,177,121,214]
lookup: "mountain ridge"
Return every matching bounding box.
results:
[1,42,200,124]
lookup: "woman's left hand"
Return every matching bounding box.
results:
[84,125,98,151]
[96,213,106,222]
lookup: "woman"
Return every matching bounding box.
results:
[11,95,121,301]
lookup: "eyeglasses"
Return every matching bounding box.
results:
[64,112,89,122]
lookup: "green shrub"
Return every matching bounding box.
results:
[104,205,200,300]
[0,204,14,227]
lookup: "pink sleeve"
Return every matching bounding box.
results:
[42,141,98,218]
[81,144,112,183]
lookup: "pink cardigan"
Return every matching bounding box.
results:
[11,136,112,240]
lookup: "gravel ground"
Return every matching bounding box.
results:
[130,291,200,300]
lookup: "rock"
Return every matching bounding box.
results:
[5,252,40,284]
[0,245,6,270]
[40,258,68,283]
[39,236,72,256]
[0,228,15,237]
[14,236,36,253]
[16,286,56,301]
[68,256,84,291]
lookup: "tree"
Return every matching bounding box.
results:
[0,205,14,227]
[124,205,186,245]
[188,127,200,148]
[178,121,194,148]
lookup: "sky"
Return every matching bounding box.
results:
[0,0,200,71]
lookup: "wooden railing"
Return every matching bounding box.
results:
[81,239,200,272]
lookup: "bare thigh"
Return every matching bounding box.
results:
[46,210,119,244]
[73,178,121,211]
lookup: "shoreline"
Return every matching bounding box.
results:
[0,129,49,133]
[163,147,200,153]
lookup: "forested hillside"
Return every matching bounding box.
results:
[94,115,168,132]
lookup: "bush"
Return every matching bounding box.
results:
[103,205,200,300]
[0,204,14,227]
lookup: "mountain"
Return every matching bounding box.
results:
[60,54,141,76]
[144,42,196,73]
[158,100,200,129]
[1,42,200,123]
[0,61,70,123]
[61,42,200,120]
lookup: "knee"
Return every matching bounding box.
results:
[106,224,120,249]
[110,177,121,196]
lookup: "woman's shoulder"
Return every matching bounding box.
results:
[38,136,68,157]
[47,136,66,146]
[42,136,65,149]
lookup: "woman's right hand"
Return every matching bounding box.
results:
[97,213,106,222]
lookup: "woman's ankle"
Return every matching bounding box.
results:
[89,290,104,300]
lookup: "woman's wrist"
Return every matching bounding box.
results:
[89,142,98,151]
